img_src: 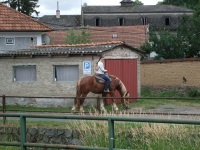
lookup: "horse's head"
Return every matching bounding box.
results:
[122,91,130,110]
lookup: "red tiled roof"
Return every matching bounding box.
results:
[0,41,144,57]
[88,26,149,48]
[36,41,124,48]
[0,3,53,31]
[46,25,149,48]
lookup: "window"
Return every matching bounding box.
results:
[141,17,148,25]
[54,65,79,82]
[13,65,36,82]
[6,37,15,45]
[165,17,170,26]
[112,34,118,38]
[95,18,100,26]
[119,18,124,26]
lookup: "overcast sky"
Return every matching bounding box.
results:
[36,0,162,17]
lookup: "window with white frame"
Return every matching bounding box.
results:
[112,34,118,38]
[54,65,79,82]
[6,37,15,45]
[13,65,36,82]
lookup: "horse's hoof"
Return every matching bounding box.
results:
[125,106,129,110]
[122,105,129,110]
[71,110,75,114]
[79,112,85,115]
[114,107,119,111]
[100,108,107,114]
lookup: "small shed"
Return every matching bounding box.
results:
[0,41,143,106]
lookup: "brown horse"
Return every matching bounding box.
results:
[71,74,130,113]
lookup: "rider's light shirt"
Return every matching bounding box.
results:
[96,61,107,74]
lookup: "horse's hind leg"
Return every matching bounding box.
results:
[79,94,87,113]
[72,80,81,113]
[71,97,78,113]
[71,92,81,113]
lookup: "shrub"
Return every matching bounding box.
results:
[187,88,200,97]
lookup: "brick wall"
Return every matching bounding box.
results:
[141,58,200,87]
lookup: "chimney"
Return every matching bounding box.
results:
[56,1,60,18]
[120,0,133,7]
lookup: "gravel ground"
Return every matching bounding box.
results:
[2,104,200,121]
[131,105,200,114]
[128,104,200,121]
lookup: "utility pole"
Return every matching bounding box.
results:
[17,0,21,11]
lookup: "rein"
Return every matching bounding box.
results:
[119,80,129,105]
[122,91,129,105]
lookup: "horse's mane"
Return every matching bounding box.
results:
[109,75,127,95]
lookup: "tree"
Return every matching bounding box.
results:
[177,5,200,57]
[65,29,91,45]
[1,0,39,16]
[141,10,200,59]
[141,31,184,59]
[133,0,143,5]
[141,3,200,60]
[157,0,199,10]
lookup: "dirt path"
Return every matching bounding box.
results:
[127,104,200,121]
[130,105,200,114]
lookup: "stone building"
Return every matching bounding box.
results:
[38,0,193,31]
[82,0,193,31]
[0,41,143,107]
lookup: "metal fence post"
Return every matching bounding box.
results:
[108,118,115,150]
[97,96,100,112]
[2,95,6,124]
[20,115,26,150]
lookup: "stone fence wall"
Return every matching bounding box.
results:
[0,126,82,147]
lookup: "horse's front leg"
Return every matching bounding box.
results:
[100,93,107,114]
[110,93,119,112]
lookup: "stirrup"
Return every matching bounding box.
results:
[103,89,110,93]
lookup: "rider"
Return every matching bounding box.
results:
[96,56,111,93]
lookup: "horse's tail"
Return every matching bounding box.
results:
[76,79,81,96]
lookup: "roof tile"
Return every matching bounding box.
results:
[82,5,194,13]
[0,3,53,31]
[46,25,148,48]
[0,41,144,57]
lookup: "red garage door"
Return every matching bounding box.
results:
[105,59,138,104]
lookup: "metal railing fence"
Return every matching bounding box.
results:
[1,113,200,150]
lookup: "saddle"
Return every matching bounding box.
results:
[94,75,105,84]
[94,74,111,84]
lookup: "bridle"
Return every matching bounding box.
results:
[122,91,129,106]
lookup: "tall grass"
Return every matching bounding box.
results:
[1,114,200,149]
[64,117,200,149]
